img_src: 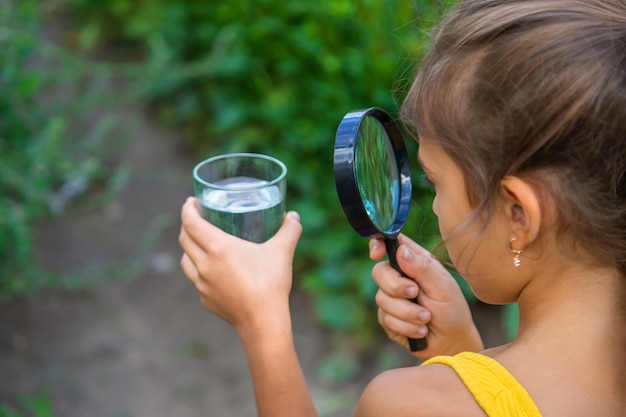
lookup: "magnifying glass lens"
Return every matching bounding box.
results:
[334,107,427,352]
[355,115,400,233]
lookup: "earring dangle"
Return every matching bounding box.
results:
[509,237,524,267]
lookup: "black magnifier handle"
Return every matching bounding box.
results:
[384,238,428,352]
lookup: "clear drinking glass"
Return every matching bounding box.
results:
[193,153,287,243]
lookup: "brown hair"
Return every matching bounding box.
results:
[402,0,626,275]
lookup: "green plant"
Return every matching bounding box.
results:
[502,303,520,341]
[0,393,56,417]
[0,0,129,300]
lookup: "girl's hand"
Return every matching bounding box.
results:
[370,235,483,359]
[178,197,303,335]
[180,197,319,416]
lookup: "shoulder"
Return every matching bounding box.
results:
[353,361,486,417]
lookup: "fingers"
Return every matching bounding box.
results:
[180,196,204,235]
[371,232,454,302]
[371,261,419,300]
[180,253,200,284]
[178,226,207,266]
[397,234,433,258]
[370,233,431,261]
[182,196,302,255]
[182,253,221,318]
[369,238,387,261]
[179,196,302,277]
[395,244,455,301]
[369,233,433,277]
[377,306,428,340]
[372,258,431,342]
[180,252,216,305]
[268,211,303,258]
[375,288,430,337]
[370,234,454,304]
[180,196,230,251]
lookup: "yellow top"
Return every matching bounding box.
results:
[422,352,542,417]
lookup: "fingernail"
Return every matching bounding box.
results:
[418,310,430,321]
[405,286,417,298]
[288,211,300,222]
[402,246,413,262]
[370,240,379,254]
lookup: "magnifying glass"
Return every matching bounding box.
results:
[333,107,427,352]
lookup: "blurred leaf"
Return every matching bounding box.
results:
[0,405,21,417]
[502,303,520,341]
[314,293,365,330]
[19,393,55,417]
[0,393,57,417]
[316,351,360,385]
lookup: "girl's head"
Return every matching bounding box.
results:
[402,0,626,279]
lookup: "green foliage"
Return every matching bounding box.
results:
[0,1,126,300]
[502,303,520,341]
[0,393,56,417]
[60,0,476,345]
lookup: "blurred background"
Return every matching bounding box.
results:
[0,0,516,416]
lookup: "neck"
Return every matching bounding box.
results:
[514,261,625,405]
[516,262,621,342]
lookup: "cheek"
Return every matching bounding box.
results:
[432,194,458,241]
[433,196,454,243]
[445,241,463,269]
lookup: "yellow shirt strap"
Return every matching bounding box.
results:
[422,352,542,417]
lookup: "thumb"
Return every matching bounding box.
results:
[396,244,455,301]
[269,211,303,257]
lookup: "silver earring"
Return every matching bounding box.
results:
[509,237,524,267]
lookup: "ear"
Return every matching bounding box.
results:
[499,176,541,246]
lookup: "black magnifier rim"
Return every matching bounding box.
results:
[333,107,412,239]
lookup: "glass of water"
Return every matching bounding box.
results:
[193,153,287,243]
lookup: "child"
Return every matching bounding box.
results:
[179,0,626,415]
